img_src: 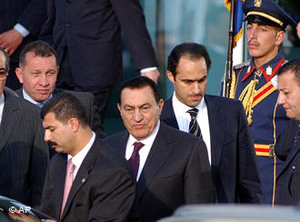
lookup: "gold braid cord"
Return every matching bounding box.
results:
[238,79,259,125]
[229,70,236,99]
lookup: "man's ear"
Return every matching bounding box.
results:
[158,99,164,115]
[166,70,175,83]
[275,31,285,46]
[68,118,80,132]
[117,103,122,116]
[15,67,24,84]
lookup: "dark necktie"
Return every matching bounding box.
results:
[128,142,144,178]
[187,108,202,138]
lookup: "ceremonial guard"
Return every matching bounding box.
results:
[230,0,297,204]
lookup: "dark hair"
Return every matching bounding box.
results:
[278,58,300,85]
[118,76,160,104]
[19,40,57,68]
[167,42,211,77]
[0,47,10,72]
[41,93,89,127]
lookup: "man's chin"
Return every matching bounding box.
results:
[53,147,64,153]
[187,100,201,107]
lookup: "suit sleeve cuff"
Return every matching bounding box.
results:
[13,23,30,37]
[140,67,157,73]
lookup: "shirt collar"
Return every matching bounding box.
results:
[68,131,96,169]
[0,93,4,104]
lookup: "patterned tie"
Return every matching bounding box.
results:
[60,158,76,219]
[187,108,202,138]
[128,142,144,178]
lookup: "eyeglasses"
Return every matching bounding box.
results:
[0,68,8,80]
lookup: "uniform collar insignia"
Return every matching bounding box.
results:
[266,66,272,75]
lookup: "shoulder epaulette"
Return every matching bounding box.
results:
[233,60,250,70]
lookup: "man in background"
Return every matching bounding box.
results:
[0,0,46,89]
[39,0,160,121]
[15,40,105,138]
[161,42,262,203]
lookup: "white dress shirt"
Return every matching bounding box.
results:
[172,93,211,164]
[0,94,5,125]
[68,132,96,179]
[126,121,160,181]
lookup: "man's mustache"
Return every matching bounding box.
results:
[48,141,58,147]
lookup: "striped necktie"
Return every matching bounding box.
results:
[187,108,202,138]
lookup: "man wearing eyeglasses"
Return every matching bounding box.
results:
[0,47,49,207]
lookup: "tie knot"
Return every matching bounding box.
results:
[187,108,199,119]
[133,142,144,152]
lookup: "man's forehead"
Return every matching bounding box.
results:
[0,52,6,66]
[121,87,156,103]
[25,51,56,63]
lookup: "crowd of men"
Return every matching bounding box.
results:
[1,0,300,221]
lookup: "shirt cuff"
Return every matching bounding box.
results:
[140,67,157,73]
[13,23,30,37]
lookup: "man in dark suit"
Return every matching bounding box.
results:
[161,42,263,203]
[104,76,215,222]
[0,0,46,89]
[14,40,105,138]
[39,0,160,121]
[39,93,135,222]
[275,59,300,205]
[0,47,49,207]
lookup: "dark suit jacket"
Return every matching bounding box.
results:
[39,0,157,89]
[40,137,135,222]
[0,0,46,64]
[161,95,263,203]
[275,119,300,205]
[104,122,215,222]
[16,88,106,138]
[0,87,49,207]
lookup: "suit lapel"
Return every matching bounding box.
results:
[136,123,175,199]
[160,99,179,129]
[52,154,68,218]
[61,138,101,220]
[112,131,129,156]
[0,91,19,152]
[205,95,225,182]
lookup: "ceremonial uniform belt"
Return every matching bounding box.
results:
[254,143,275,157]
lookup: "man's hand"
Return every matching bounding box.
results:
[141,69,160,84]
[0,29,24,56]
[8,211,41,222]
